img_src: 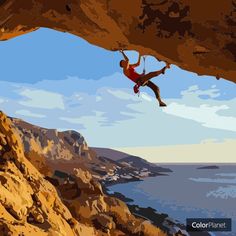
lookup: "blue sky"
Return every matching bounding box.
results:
[0,28,235,147]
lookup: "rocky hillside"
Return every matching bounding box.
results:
[0,111,93,235]
[93,147,172,183]
[93,147,171,172]
[1,0,236,82]
[1,111,168,236]
[11,117,171,186]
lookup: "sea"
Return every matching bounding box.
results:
[108,164,236,236]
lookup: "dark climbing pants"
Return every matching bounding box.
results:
[146,81,161,102]
[136,68,164,103]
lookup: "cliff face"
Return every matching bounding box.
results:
[11,117,171,186]
[0,111,94,236]
[0,112,167,236]
[11,118,125,183]
[0,0,236,82]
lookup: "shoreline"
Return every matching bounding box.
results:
[103,176,211,236]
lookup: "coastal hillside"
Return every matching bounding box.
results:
[0,111,93,235]
[11,117,171,185]
[0,111,168,236]
[93,147,172,174]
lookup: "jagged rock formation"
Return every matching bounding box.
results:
[11,117,171,186]
[0,111,167,236]
[10,117,129,183]
[0,0,236,82]
[11,117,94,176]
[0,111,94,236]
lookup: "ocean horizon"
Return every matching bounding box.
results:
[109,164,236,236]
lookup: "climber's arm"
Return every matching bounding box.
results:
[130,53,141,68]
[120,50,129,61]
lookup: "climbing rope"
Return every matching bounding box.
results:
[133,55,147,96]
[142,56,146,75]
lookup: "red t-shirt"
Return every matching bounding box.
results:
[127,66,141,83]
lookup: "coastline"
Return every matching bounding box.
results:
[103,178,211,236]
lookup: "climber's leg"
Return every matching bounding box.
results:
[146,81,166,107]
[138,65,169,85]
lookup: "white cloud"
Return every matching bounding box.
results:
[19,89,65,110]
[60,116,84,125]
[164,102,236,132]
[74,94,83,101]
[181,85,220,99]
[60,111,108,128]
[162,86,236,132]
[15,109,46,118]
[0,76,235,147]
[107,89,138,101]
[96,96,102,102]
[187,85,199,91]
[141,93,152,102]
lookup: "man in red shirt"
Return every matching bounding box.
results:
[119,50,169,107]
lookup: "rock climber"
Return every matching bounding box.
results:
[119,50,170,107]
